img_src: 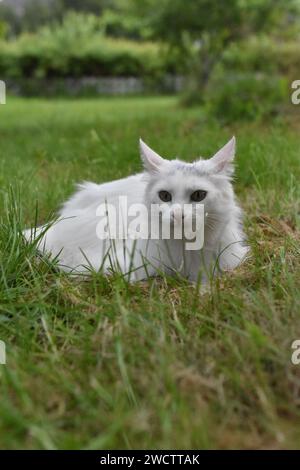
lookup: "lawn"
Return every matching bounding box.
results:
[0,96,299,449]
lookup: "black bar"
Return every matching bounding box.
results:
[0,450,298,466]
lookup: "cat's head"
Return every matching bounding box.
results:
[140,137,237,233]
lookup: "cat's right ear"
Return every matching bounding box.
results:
[139,139,168,174]
[208,136,236,175]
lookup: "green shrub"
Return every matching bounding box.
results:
[206,67,288,122]
[221,36,300,83]
[204,36,296,121]
[0,13,178,80]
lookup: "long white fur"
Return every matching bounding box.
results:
[24,137,248,282]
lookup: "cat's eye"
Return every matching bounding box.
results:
[190,190,207,202]
[158,190,172,202]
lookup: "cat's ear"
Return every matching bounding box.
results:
[139,139,168,174]
[209,136,236,174]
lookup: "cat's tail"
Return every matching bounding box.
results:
[59,181,100,216]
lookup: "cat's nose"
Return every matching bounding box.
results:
[171,209,184,222]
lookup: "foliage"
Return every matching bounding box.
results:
[0,20,8,39]
[138,0,300,104]
[203,36,298,121]
[129,0,299,73]
[0,13,177,79]
[99,9,152,40]
[206,70,287,122]
[221,36,300,83]
[0,0,116,35]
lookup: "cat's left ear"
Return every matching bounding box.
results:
[139,139,169,174]
[209,136,236,174]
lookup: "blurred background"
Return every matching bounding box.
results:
[0,0,299,121]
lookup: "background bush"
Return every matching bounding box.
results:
[0,13,178,79]
[205,70,288,122]
[221,36,300,84]
[203,36,297,121]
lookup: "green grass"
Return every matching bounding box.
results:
[0,96,299,449]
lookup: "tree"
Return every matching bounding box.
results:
[125,0,300,99]
[60,0,114,14]
[0,3,21,36]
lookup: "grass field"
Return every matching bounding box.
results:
[0,96,299,449]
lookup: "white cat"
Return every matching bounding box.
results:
[25,137,248,283]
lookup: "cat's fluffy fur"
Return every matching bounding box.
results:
[25,137,248,282]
